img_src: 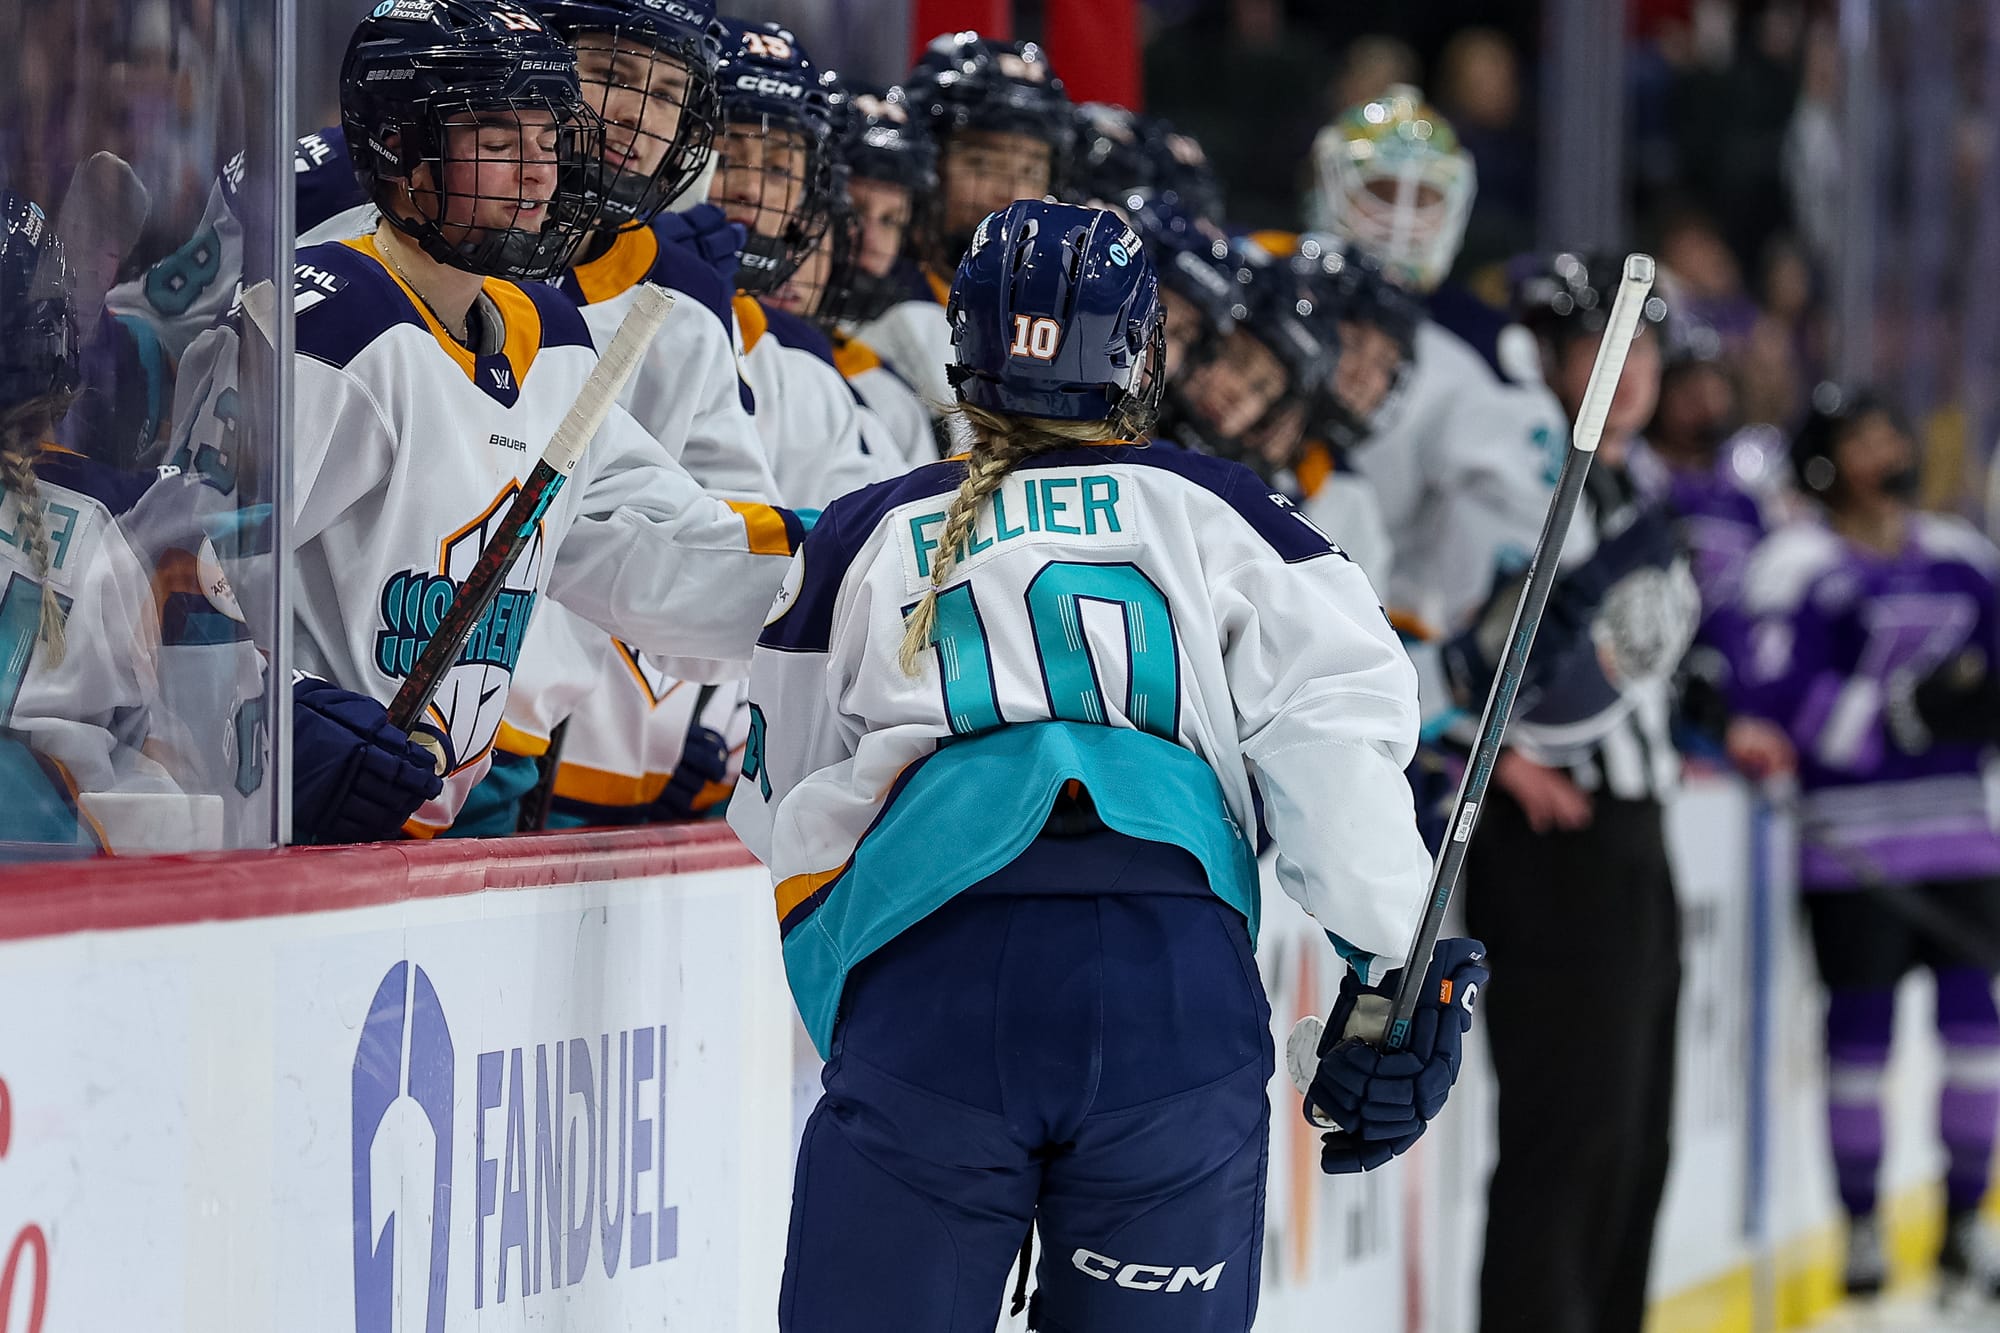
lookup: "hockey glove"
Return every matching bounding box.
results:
[655,204,747,290]
[292,674,447,844]
[1888,648,2000,753]
[645,721,733,821]
[1309,937,1487,1174]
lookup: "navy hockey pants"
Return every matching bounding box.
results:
[779,831,1274,1333]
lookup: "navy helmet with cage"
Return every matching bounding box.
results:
[0,194,80,414]
[523,0,724,224]
[710,19,834,294]
[1510,249,1669,351]
[1126,189,1237,347]
[947,200,1164,430]
[813,74,936,322]
[340,0,606,281]
[1138,114,1224,224]
[1070,102,1153,203]
[1288,235,1421,449]
[832,79,937,194]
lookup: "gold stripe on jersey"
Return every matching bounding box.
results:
[1295,440,1334,500]
[830,333,883,380]
[342,236,546,391]
[733,294,769,353]
[570,226,660,306]
[494,719,551,758]
[553,758,671,808]
[774,863,846,922]
[924,267,952,306]
[1248,229,1302,258]
[726,499,795,556]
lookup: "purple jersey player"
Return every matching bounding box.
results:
[1738,384,2000,1304]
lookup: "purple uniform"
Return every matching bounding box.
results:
[1739,512,2000,890]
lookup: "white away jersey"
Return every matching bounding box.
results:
[851,286,954,412]
[737,297,893,509]
[251,238,799,832]
[729,442,1433,1054]
[834,333,937,469]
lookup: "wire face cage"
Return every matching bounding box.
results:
[568,23,719,225]
[387,95,609,282]
[710,112,830,295]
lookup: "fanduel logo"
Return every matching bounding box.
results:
[1071,1248,1225,1293]
[351,962,683,1329]
[353,961,455,1333]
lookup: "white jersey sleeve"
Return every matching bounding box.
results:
[737,299,893,509]
[851,294,953,410]
[729,446,1431,1048]
[1303,467,1394,596]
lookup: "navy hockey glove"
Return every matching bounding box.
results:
[655,204,746,290]
[645,721,732,821]
[1309,938,1487,1174]
[292,674,447,844]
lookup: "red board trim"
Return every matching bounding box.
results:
[0,825,761,943]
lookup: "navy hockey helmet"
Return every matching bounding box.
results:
[710,19,834,294]
[1289,235,1421,450]
[1791,382,1914,497]
[1125,189,1236,366]
[524,0,724,224]
[947,200,1164,430]
[340,0,607,281]
[1070,102,1154,204]
[818,75,937,322]
[1510,249,1669,350]
[0,193,80,415]
[1138,115,1224,224]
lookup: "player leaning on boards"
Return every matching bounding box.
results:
[729,200,1485,1332]
[269,0,799,840]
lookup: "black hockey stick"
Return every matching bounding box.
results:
[1288,255,1657,1108]
[515,720,569,834]
[385,284,673,758]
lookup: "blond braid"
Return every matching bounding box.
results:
[897,403,1123,676]
[0,404,73,669]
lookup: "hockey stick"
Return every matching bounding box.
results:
[385,283,673,755]
[1288,254,1658,1108]
[53,152,151,329]
[515,720,569,833]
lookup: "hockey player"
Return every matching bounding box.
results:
[1306,88,1566,718]
[854,32,1073,408]
[708,18,888,509]
[1463,252,1698,1333]
[730,199,1486,1331]
[1738,386,2000,1302]
[819,82,937,334]
[185,0,801,839]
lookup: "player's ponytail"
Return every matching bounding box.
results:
[0,397,75,669]
[898,403,1120,676]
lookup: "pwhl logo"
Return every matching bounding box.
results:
[352,961,682,1330]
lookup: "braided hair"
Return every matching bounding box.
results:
[897,402,1119,676]
[0,395,76,668]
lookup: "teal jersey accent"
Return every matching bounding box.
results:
[443,750,542,838]
[782,720,1260,1057]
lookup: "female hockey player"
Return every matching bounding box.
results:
[1738,386,2000,1303]
[729,198,1486,1333]
[235,0,802,838]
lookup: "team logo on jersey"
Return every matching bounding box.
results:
[373,484,542,771]
[614,641,684,706]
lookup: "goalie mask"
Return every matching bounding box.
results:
[526,0,725,225]
[709,19,835,295]
[341,0,608,281]
[1310,85,1474,293]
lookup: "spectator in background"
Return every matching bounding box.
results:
[1784,18,1842,279]
[1659,210,1761,349]
[1435,27,1534,279]
[1333,34,1420,116]
[1144,0,1335,229]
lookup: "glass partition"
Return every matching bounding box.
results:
[0,0,291,856]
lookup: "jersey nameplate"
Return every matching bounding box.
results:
[896,471,1139,595]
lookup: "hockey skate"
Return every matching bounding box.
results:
[1937,1212,2000,1311]
[1844,1214,1887,1299]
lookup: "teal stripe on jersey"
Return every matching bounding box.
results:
[782,720,1260,1056]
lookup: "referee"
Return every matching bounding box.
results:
[1467,253,1697,1333]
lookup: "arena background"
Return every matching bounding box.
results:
[0,0,1993,1329]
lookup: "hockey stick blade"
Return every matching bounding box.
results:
[1375,253,1657,1051]
[54,151,151,330]
[385,283,674,751]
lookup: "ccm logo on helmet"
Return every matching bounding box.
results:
[1071,1249,1226,1292]
[734,74,804,100]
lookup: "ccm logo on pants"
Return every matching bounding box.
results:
[1071,1250,1225,1292]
